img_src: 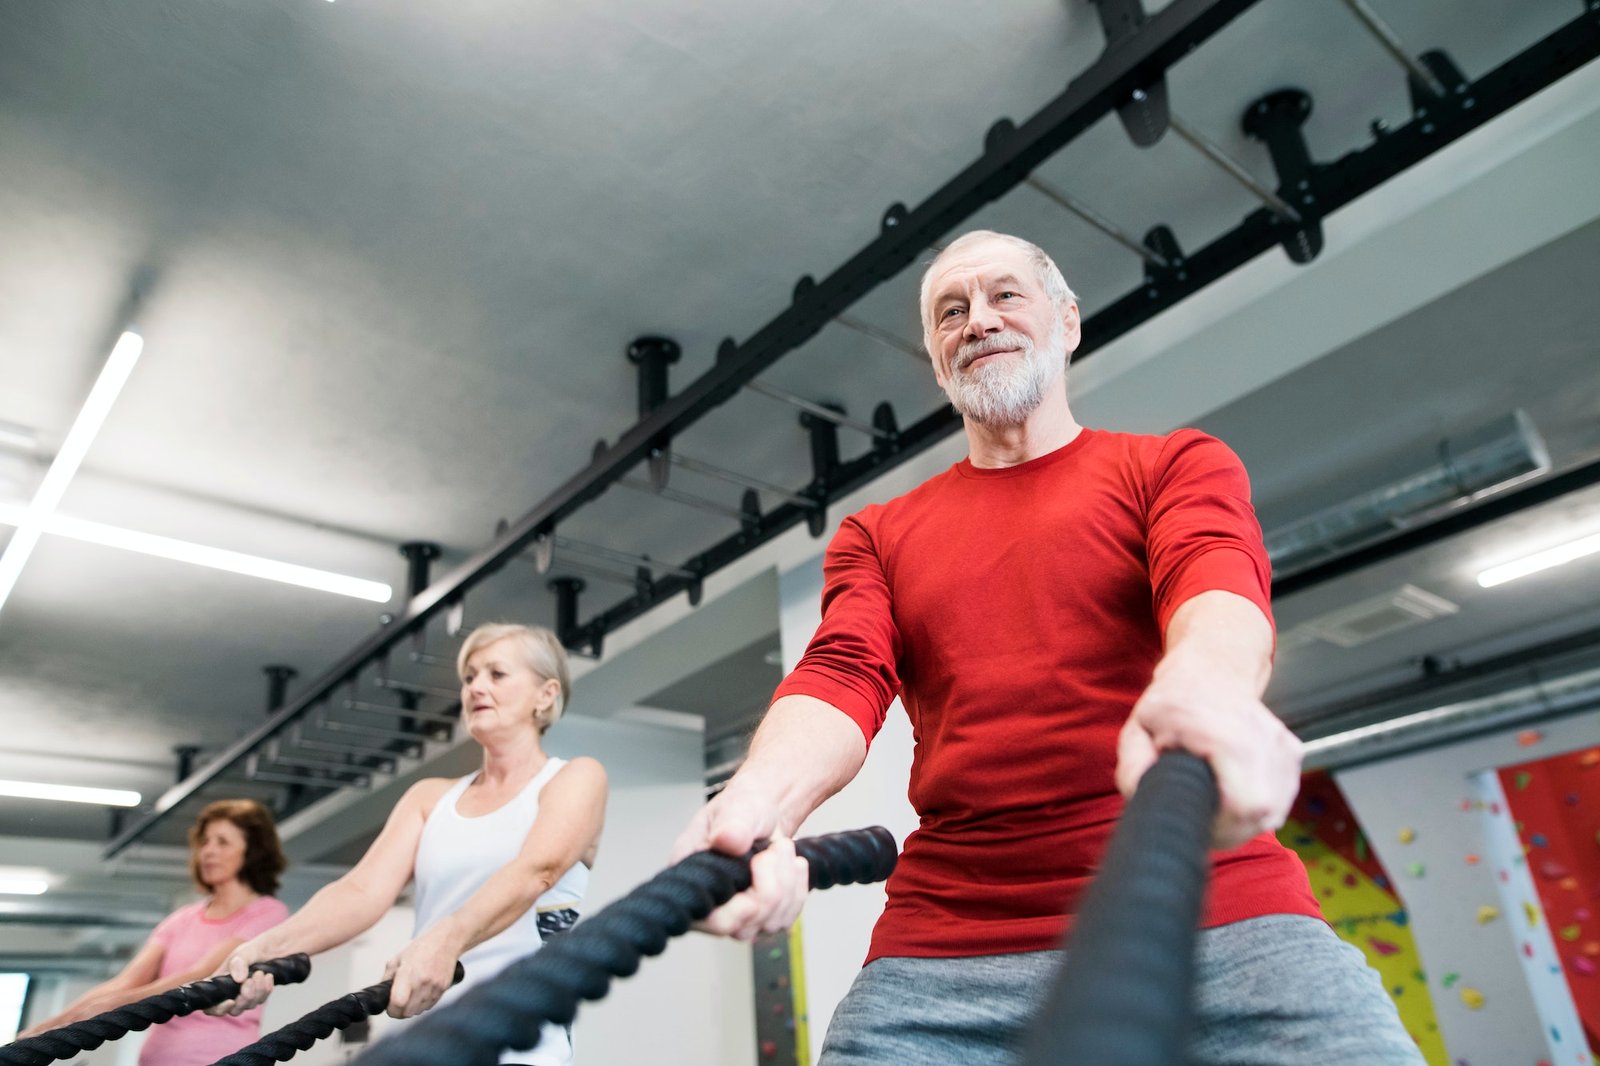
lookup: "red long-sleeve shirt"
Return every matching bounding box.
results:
[774,427,1321,962]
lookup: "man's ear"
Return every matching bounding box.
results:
[1061,301,1082,353]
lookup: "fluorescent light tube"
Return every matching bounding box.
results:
[0,877,48,896]
[1478,531,1600,588]
[0,779,142,807]
[0,331,143,614]
[0,421,36,452]
[0,505,393,603]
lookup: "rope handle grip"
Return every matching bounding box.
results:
[779,825,899,890]
[0,955,312,1066]
[1019,750,1218,1066]
[210,963,465,1066]
[351,825,899,1066]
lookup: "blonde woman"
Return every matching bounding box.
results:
[217,623,607,1066]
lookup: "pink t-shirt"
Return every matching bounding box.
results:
[137,896,289,1066]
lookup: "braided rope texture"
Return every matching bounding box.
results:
[210,963,463,1066]
[1019,751,1218,1066]
[352,826,897,1066]
[0,955,312,1066]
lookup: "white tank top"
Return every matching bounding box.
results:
[411,758,589,1065]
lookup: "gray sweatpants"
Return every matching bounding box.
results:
[819,914,1425,1065]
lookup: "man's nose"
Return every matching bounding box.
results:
[964,298,1003,339]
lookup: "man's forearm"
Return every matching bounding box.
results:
[730,694,869,835]
[1156,590,1274,695]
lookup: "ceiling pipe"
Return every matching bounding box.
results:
[1299,640,1600,771]
[1267,410,1550,577]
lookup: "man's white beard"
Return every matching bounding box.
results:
[943,320,1066,426]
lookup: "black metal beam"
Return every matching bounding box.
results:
[573,12,1600,651]
[105,0,1266,857]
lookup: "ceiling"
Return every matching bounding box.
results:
[1,0,1597,951]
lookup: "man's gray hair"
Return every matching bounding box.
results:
[918,231,1077,357]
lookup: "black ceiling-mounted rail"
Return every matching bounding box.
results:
[570,10,1600,654]
[105,0,1600,856]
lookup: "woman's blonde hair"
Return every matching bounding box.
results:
[456,622,572,733]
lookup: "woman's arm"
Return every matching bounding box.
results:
[215,778,446,1012]
[383,758,608,1018]
[17,940,165,1036]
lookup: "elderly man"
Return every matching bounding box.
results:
[674,231,1421,1064]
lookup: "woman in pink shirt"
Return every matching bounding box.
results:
[21,798,290,1066]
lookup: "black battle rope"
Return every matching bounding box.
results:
[209,962,465,1066]
[0,955,312,1066]
[1019,750,1220,1066]
[352,826,898,1066]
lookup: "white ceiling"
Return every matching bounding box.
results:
[1,0,1597,921]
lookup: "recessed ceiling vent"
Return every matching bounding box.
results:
[1280,585,1459,650]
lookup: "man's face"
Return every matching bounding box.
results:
[924,239,1080,426]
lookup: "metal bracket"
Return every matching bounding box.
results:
[1139,225,1190,304]
[799,407,843,537]
[1408,49,1472,124]
[398,541,441,598]
[551,577,603,658]
[1241,89,1324,264]
[628,336,682,490]
[1094,0,1170,145]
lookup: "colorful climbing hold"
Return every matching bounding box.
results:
[1465,853,1481,865]
[1441,972,1459,988]
[1573,957,1598,978]
[1526,901,1542,927]
[1459,986,1485,1009]
[1560,925,1582,942]
[1368,937,1401,956]
[1398,827,1416,844]
[1533,833,1550,849]
[1580,749,1600,768]
[1408,862,1426,878]
[1515,772,1532,790]
[1562,877,1580,892]
[1518,729,1543,747]
[1540,860,1568,879]
[1476,906,1500,925]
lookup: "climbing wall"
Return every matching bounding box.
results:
[1281,771,1446,1063]
[1491,740,1600,1057]
[1335,708,1600,1065]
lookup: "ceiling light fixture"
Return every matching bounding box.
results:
[0,330,143,615]
[0,779,141,807]
[0,421,37,452]
[0,877,48,896]
[1477,530,1600,588]
[0,506,393,603]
